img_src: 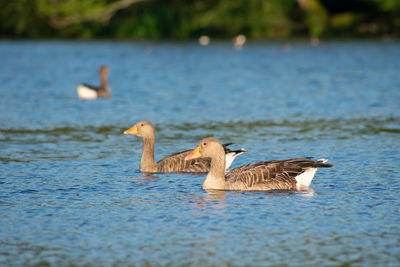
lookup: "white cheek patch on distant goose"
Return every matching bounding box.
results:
[76,85,98,99]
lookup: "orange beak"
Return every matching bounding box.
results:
[185,146,202,161]
[123,125,138,135]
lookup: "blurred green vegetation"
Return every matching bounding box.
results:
[0,0,399,39]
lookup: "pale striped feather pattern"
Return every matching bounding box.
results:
[225,158,333,190]
[156,143,239,173]
[157,150,210,173]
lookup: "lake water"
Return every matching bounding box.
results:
[0,40,399,266]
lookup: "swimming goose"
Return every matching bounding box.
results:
[185,137,333,191]
[76,65,111,99]
[123,121,245,173]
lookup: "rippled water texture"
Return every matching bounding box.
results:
[1,41,400,266]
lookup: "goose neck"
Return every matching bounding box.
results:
[203,153,226,190]
[140,136,156,172]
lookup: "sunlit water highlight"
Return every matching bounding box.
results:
[1,40,400,266]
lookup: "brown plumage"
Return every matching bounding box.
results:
[123,121,245,173]
[185,137,333,191]
[76,65,111,99]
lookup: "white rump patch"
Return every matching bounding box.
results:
[76,85,98,99]
[224,149,245,170]
[295,168,317,190]
[295,158,329,190]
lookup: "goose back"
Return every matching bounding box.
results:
[226,158,333,190]
[156,150,210,173]
[156,143,241,173]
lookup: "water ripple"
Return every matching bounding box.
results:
[1,41,400,266]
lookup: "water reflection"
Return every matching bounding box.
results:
[189,188,316,208]
[264,188,316,197]
[299,188,316,197]
[142,174,160,180]
[128,173,160,185]
[204,189,228,201]
[191,190,228,208]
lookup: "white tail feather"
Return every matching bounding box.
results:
[295,158,329,190]
[295,168,317,189]
[77,85,98,99]
[224,149,245,170]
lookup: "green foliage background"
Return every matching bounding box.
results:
[0,0,399,39]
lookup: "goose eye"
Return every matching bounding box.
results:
[203,142,207,146]
[140,123,144,127]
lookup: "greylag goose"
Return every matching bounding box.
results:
[185,137,333,191]
[123,121,245,173]
[76,65,111,99]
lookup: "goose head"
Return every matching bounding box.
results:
[185,137,224,161]
[124,121,155,138]
[100,65,109,75]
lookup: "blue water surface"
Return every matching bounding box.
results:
[0,40,400,266]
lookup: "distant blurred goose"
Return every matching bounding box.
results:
[76,65,111,99]
[185,137,333,191]
[123,121,245,173]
